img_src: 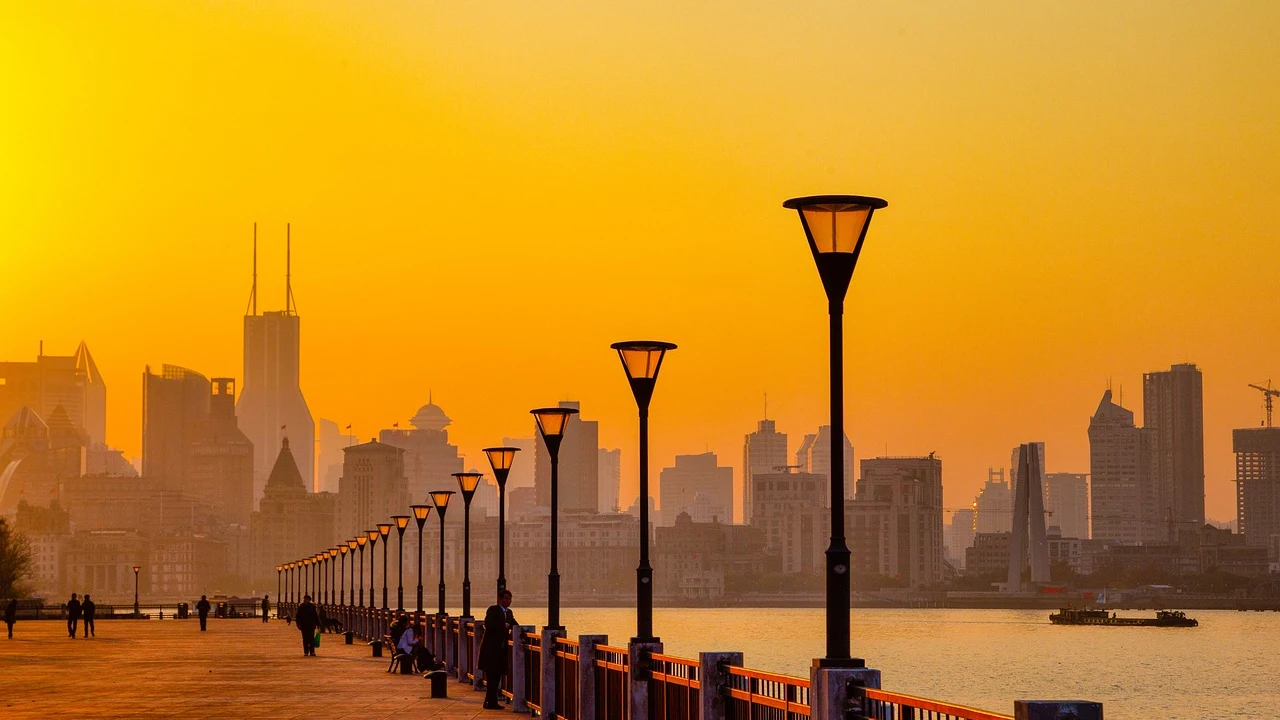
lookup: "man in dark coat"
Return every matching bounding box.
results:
[82,595,96,637]
[295,594,320,656]
[66,594,81,638]
[478,590,515,709]
[261,595,270,623]
[195,595,211,631]
[5,598,17,639]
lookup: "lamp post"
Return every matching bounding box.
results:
[132,565,141,615]
[377,523,392,609]
[453,472,483,617]
[330,548,340,605]
[287,562,294,604]
[393,515,410,611]
[430,491,454,615]
[348,540,359,607]
[484,447,520,594]
[611,340,677,643]
[532,406,577,630]
[782,193,887,667]
[339,546,348,606]
[276,565,283,611]
[357,536,368,607]
[412,505,431,613]
[366,529,380,608]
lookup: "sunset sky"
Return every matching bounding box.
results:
[2,2,1277,523]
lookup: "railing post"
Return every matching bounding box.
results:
[457,617,473,683]
[810,665,880,720]
[542,626,566,718]
[435,613,449,667]
[699,651,742,720]
[1014,700,1103,720]
[577,634,608,720]
[628,639,663,720]
[472,620,486,690]
[512,624,534,714]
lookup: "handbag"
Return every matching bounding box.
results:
[314,630,321,646]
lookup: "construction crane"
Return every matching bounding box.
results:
[1248,380,1279,427]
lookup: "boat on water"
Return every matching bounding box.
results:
[1049,608,1198,627]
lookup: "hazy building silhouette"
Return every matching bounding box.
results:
[316,418,346,494]
[973,468,1013,534]
[336,438,408,540]
[534,401,599,512]
[598,447,621,513]
[0,405,84,515]
[187,378,255,525]
[848,455,944,590]
[249,437,337,590]
[142,364,210,483]
[14,499,71,596]
[946,507,975,570]
[749,468,827,575]
[238,230,315,500]
[658,452,733,526]
[1007,443,1050,591]
[0,342,106,447]
[1234,427,1280,561]
[743,418,787,525]
[379,398,462,503]
[795,425,854,502]
[654,514,770,601]
[1089,389,1161,545]
[1044,472,1090,540]
[1144,363,1206,536]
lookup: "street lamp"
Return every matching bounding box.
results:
[412,505,432,613]
[782,193,886,667]
[329,548,340,605]
[347,540,359,606]
[339,545,348,605]
[484,446,520,594]
[276,565,283,611]
[393,515,411,611]
[377,523,393,609]
[357,536,368,607]
[132,565,141,615]
[366,529,380,608]
[611,340,677,643]
[454,472,484,617]
[287,562,294,604]
[532,406,577,630]
[430,491,455,615]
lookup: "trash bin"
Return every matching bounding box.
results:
[371,639,384,658]
[428,670,448,698]
[344,631,354,645]
[177,603,189,620]
[399,655,415,675]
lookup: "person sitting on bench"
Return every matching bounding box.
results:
[396,620,441,673]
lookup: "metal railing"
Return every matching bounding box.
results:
[595,644,630,720]
[726,666,810,720]
[651,653,701,720]
[526,631,544,713]
[863,689,1015,720]
[554,637,581,720]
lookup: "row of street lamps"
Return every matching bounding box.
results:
[275,195,884,666]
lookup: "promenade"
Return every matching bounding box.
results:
[0,619,491,719]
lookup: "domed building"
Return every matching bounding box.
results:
[379,394,463,503]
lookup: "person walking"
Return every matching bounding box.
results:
[478,589,516,709]
[261,595,270,623]
[66,594,82,639]
[82,595,96,638]
[294,594,319,657]
[4,598,16,639]
[195,595,211,631]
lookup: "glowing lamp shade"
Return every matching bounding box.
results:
[340,545,348,555]
[454,472,483,496]
[133,565,141,573]
[783,195,887,255]
[347,539,359,550]
[377,523,392,539]
[276,565,282,572]
[484,447,519,472]
[366,529,380,543]
[430,490,455,512]
[531,407,578,439]
[357,536,368,547]
[329,548,339,558]
[411,504,432,522]
[393,515,411,530]
[612,341,677,380]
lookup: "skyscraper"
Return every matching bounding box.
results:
[1008,443,1050,591]
[658,452,733,526]
[743,418,787,525]
[379,398,463,502]
[795,425,854,502]
[534,401,599,512]
[1044,472,1090,540]
[316,419,346,494]
[187,378,255,525]
[142,364,211,484]
[848,455,945,589]
[598,447,621,513]
[237,226,315,503]
[1234,427,1280,561]
[1144,363,1206,534]
[946,508,975,569]
[974,468,1013,534]
[337,438,409,540]
[0,342,106,447]
[1089,389,1161,545]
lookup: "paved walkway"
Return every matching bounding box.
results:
[1,617,497,719]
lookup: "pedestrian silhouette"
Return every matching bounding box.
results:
[4,598,16,639]
[294,594,319,656]
[82,595,96,637]
[261,594,270,623]
[196,595,211,631]
[66,594,81,638]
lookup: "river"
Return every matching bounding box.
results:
[493,606,1279,719]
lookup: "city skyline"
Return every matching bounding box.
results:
[4,3,1278,522]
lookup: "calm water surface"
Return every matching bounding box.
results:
[498,606,1278,719]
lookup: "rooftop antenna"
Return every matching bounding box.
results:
[764,391,768,419]
[285,223,295,315]
[245,222,258,316]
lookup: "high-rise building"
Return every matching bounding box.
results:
[1234,427,1280,561]
[0,405,86,515]
[848,455,944,590]
[142,365,210,485]
[1144,363,1205,534]
[744,418,787,525]
[502,436,537,491]
[1008,443,1050,591]
[380,399,463,503]
[249,437,337,589]
[316,419,346,494]
[946,508,975,569]
[534,401,599,513]
[187,378,255,525]
[0,342,106,447]
[1089,389,1161,545]
[658,452,733,526]
[1044,472,1090,540]
[974,468,1013,534]
[796,425,854,502]
[598,447,621,512]
[749,468,827,575]
[336,438,409,540]
[238,228,315,501]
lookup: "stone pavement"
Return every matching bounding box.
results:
[0,617,499,719]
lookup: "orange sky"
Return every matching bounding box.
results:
[2,2,1277,523]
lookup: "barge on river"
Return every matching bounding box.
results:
[1049,608,1198,626]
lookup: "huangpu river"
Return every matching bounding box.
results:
[497,606,1279,719]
